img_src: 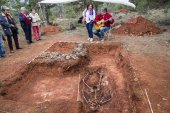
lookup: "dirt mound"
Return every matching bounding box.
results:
[113,16,163,36]
[41,25,62,36]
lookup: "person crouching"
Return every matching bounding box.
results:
[93,7,114,41]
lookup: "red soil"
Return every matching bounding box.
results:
[41,25,62,36]
[0,43,133,113]
[113,16,163,36]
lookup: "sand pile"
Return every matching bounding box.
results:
[113,16,163,36]
[41,25,62,36]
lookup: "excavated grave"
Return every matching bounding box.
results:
[0,42,137,113]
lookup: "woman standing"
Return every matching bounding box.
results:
[29,8,41,41]
[83,4,95,42]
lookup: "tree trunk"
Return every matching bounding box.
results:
[44,5,50,25]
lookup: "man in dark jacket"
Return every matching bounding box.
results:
[0,6,21,53]
[19,7,33,44]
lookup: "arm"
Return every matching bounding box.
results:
[0,16,11,28]
[36,13,41,22]
[108,13,114,24]
[93,10,96,20]
[82,9,86,17]
[19,13,25,22]
[94,14,102,24]
[11,18,18,28]
[27,13,32,22]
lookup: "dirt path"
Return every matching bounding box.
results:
[0,37,56,81]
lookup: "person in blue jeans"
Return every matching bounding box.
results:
[93,7,114,41]
[0,32,5,58]
[83,4,96,42]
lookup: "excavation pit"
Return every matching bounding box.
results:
[0,42,137,113]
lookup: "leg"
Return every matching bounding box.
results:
[23,27,30,44]
[86,23,91,38]
[93,29,101,38]
[36,26,41,40]
[23,28,28,41]
[28,25,32,43]
[6,35,13,51]
[32,26,37,40]
[12,30,20,49]
[25,25,32,43]
[89,23,94,38]
[99,27,110,39]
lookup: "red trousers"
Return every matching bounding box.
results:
[32,26,40,41]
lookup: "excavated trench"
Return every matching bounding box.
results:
[0,42,138,113]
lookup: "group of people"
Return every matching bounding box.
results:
[0,4,114,58]
[83,4,114,42]
[0,6,41,58]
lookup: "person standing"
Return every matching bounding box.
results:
[6,8,22,50]
[0,31,5,58]
[83,4,95,42]
[19,7,33,44]
[0,6,21,53]
[93,7,114,41]
[29,8,41,41]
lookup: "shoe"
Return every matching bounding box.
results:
[101,39,104,42]
[89,38,93,42]
[10,50,14,53]
[0,55,5,58]
[87,38,91,41]
[16,47,22,50]
[27,40,31,44]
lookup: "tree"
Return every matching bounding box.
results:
[0,0,7,7]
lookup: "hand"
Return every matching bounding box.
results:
[97,21,100,25]
[11,24,14,27]
[109,18,113,22]
[2,35,6,41]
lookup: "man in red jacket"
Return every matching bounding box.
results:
[93,7,114,41]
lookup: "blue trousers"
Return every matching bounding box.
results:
[0,33,5,57]
[86,22,94,38]
[93,27,110,39]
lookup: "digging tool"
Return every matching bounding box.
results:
[77,74,82,102]
[145,89,154,113]
[77,74,83,113]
